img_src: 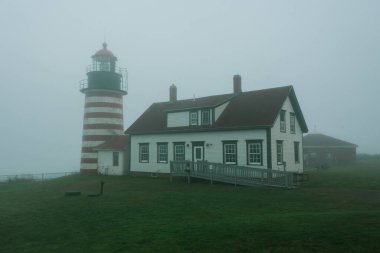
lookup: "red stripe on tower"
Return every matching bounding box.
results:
[81,147,97,153]
[85,102,123,109]
[85,90,123,99]
[84,112,123,119]
[83,124,124,130]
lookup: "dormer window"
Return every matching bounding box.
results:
[201,110,210,125]
[280,110,286,132]
[190,111,198,126]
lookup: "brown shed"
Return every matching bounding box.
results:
[303,133,358,168]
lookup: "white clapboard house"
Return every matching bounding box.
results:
[125,75,308,176]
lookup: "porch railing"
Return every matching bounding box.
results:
[170,160,294,188]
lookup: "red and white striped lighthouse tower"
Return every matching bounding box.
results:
[79,43,127,174]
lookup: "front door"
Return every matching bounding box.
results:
[194,146,204,161]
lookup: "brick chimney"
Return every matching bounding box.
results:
[170,84,177,102]
[233,75,242,94]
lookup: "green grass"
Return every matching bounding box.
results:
[1,162,380,253]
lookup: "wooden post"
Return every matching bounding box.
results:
[210,163,213,185]
[234,167,237,187]
[170,161,173,183]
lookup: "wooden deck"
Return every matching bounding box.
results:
[170,161,295,188]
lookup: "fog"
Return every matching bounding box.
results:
[0,0,379,175]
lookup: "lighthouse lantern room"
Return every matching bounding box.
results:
[79,43,127,174]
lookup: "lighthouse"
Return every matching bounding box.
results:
[79,43,127,174]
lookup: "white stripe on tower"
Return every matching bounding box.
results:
[80,90,124,174]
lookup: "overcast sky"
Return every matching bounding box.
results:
[1,0,379,175]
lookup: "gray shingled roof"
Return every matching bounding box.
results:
[126,85,308,134]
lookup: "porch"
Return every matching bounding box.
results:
[170,160,295,188]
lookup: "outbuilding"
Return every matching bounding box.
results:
[303,133,358,168]
[95,135,129,175]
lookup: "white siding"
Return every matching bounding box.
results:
[271,97,304,173]
[130,129,267,173]
[167,111,189,127]
[214,101,229,121]
[98,150,125,175]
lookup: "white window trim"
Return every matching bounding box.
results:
[280,110,286,132]
[139,143,149,163]
[277,141,283,165]
[157,143,168,163]
[190,111,198,126]
[174,143,185,161]
[290,113,296,134]
[223,142,237,165]
[201,110,210,125]
[247,142,262,165]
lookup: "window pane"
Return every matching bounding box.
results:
[294,142,299,163]
[248,142,261,165]
[224,143,236,164]
[277,141,283,164]
[190,112,198,125]
[113,152,119,166]
[280,110,286,132]
[174,144,185,161]
[195,147,202,160]
[139,144,149,162]
[202,110,210,125]
[158,143,168,163]
[290,113,295,133]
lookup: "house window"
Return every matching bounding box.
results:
[276,140,283,165]
[246,140,263,165]
[294,142,300,163]
[290,113,295,134]
[139,143,149,163]
[201,110,210,125]
[190,111,198,126]
[173,143,185,161]
[223,141,237,165]
[157,143,168,163]
[113,152,119,166]
[280,110,286,132]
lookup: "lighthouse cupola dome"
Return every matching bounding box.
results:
[92,42,117,60]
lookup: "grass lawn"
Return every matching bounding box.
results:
[1,161,380,253]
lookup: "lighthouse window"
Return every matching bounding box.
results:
[139,143,149,163]
[99,62,110,71]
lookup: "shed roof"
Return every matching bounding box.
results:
[303,134,358,148]
[95,135,129,150]
[126,85,308,134]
